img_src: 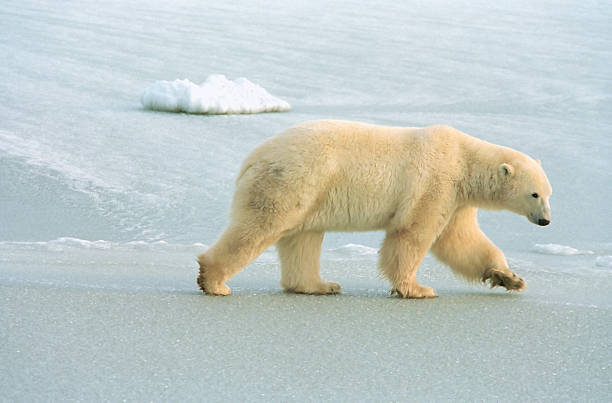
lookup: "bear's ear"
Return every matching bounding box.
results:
[499,163,514,178]
[537,159,541,166]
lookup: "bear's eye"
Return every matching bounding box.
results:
[532,193,539,198]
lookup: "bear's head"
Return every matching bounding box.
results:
[497,157,552,226]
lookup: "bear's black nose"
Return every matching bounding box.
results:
[538,219,550,226]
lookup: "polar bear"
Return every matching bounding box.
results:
[197,120,552,298]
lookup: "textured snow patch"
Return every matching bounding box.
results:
[595,256,612,268]
[0,238,208,253]
[140,75,291,114]
[329,243,379,256]
[532,243,594,256]
[47,237,112,251]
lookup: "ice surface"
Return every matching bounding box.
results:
[140,75,291,114]
[2,243,611,401]
[595,256,612,268]
[1,0,612,400]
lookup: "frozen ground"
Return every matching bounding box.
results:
[1,239,611,401]
[1,0,611,400]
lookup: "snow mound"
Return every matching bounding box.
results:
[532,243,594,256]
[140,75,291,114]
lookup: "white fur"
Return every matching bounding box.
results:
[197,120,552,298]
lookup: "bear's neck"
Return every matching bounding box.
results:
[456,137,515,210]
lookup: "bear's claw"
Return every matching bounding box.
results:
[323,282,342,294]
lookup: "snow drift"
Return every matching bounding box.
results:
[532,243,594,256]
[140,75,291,114]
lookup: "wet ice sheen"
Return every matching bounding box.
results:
[1,0,611,400]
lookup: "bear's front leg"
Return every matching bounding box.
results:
[379,229,437,299]
[430,206,527,293]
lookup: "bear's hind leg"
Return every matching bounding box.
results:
[198,224,282,295]
[277,231,341,295]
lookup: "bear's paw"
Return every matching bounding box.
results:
[197,276,232,296]
[482,268,525,292]
[391,283,437,299]
[285,281,342,295]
